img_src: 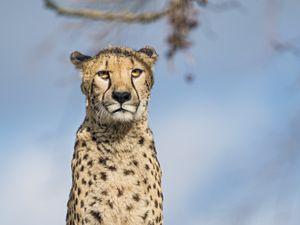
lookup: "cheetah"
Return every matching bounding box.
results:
[66,46,163,225]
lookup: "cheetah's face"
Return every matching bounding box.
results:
[71,47,157,124]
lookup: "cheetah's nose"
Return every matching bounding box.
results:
[112,91,131,104]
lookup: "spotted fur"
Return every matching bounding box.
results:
[66,46,163,225]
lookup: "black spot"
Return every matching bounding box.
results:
[132,160,139,167]
[159,203,163,209]
[90,210,102,222]
[138,136,145,145]
[81,178,87,185]
[132,193,140,202]
[145,164,150,170]
[81,142,87,147]
[155,200,158,208]
[77,188,81,195]
[83,154,88,160]
[123,169,135,176]
[80,165,84,171]
[99,157,108,165]
[142,210,149,221]
[100,172,107,181]
[107,165,117,171]
[117,188,124,197]
[74,140,79,148]
[88,180,93,186]
[87,160,93,167]
[156,216,160,223]
[143,178,148,184]
[92,196,102,202]
[126,204,133,211]
[107,200,113,209]
[89,201,96,207]
[80,200,84,208]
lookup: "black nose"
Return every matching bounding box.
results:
[112,91,131,104]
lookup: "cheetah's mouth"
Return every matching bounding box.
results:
[105,102,138,114]
[112,108,129,113]
[107,105,137,122]
[102,102,142,122]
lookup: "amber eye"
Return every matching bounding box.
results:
[131,68,143,78]
[96,70,110,80]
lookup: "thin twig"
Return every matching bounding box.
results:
[45,0,170,23]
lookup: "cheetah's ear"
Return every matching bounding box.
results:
[70,51,92,68]
[137,46,158,65]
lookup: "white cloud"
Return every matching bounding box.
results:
[0,148,70,225]
[153,95,275,224]
[189,201,300,225]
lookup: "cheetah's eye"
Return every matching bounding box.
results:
[131,68,143,78]
[96,70,110,80]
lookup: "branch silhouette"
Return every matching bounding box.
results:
[45,0,171,23]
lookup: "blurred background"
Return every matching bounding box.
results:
[0,0,300,225]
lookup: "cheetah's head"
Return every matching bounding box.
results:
[71,46,157,124]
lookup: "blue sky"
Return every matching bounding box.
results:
[1,0,300,225]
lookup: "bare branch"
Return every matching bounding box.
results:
[44,0,170,23]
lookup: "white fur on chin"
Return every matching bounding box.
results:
[111,111,134,122]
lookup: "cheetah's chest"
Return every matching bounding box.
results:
[71,139,162,225]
